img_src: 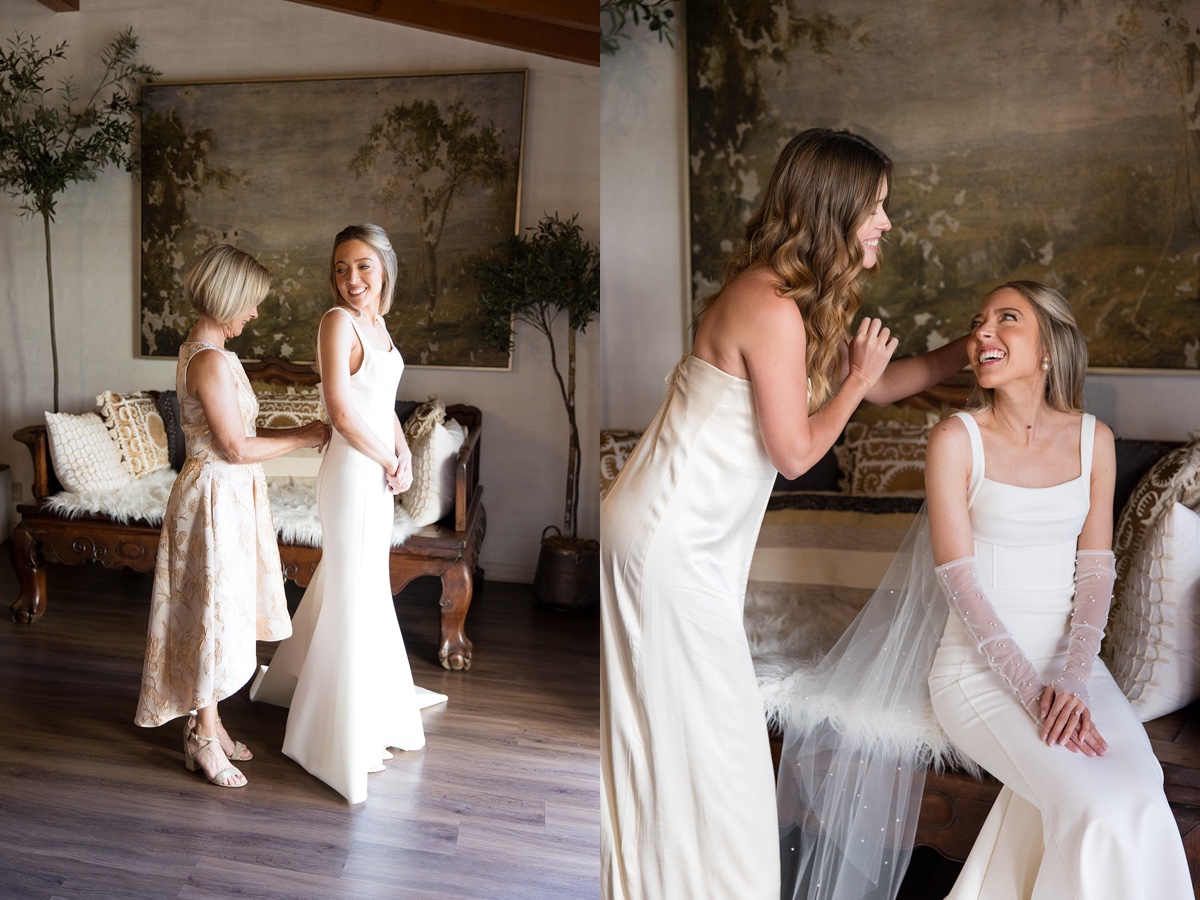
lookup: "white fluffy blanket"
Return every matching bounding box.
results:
[744,583,965,767]
[43,470,419,549]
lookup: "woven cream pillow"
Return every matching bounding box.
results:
[401,397,467,527]
[1105,502,1200,721]
[600,430,642,499]
[1103,439,1200,717]
[44,411,134,493]
[98,391,170,478]
[1111,440,1200,607]
[834,421,931,496]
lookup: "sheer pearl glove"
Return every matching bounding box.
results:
[935,557,1045,722]
[1051,550,1116,707]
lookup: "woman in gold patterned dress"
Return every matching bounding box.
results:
[134,244,330,789]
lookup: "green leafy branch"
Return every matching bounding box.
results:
[474,214,600,538]
[601,0,678,55]
[0,27,159,411]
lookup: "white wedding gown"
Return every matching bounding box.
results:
[251,311,426,804]
[601,355,781,899]
[928,412,1192,898]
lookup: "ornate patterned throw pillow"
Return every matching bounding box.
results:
[401,397,467,527]
[834,421,931,496]
[44,411,134,493]
[600,430,642,499]
[1103,439,1200,718]
[98,391,171,478]
[253,384,325,429]
[1105,502,1200,721]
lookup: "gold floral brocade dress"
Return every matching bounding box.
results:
[135,341,291,727]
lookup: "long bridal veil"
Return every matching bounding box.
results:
[776,507,973,900]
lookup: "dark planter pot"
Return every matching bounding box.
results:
[533,527,600,611]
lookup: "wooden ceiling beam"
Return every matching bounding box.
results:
[36,0,80,11]
[282,0,599,66]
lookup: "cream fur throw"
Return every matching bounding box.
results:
[43,470,418,549]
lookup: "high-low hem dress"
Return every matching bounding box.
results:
[601,354,781,900]
[135,341,292,728]
[250,309,425,805]
[928,411,1192,899]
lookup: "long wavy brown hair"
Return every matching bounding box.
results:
[712,128,892,411]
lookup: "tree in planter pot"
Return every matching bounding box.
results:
[0,28,159,412]
[475,213,601,610]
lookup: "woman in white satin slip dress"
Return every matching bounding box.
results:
[251,224,426,804]
[601,128,971,899]
[925,281,1191,898]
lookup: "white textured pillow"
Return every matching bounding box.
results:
[1106,502,1200,721]
[44,411,135,493]
[401,399,467,527]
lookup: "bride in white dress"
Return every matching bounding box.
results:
[776,281,1192,899]
[251,224,425,804]
[924,281,1191,898]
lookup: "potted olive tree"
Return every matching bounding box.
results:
[475,213,600,610]
[0,28,158,412]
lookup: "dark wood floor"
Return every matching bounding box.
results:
[0,558,599,899]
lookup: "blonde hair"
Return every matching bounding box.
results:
[183,244,271,324]
[714,128,892,411]
[329,223,398,316]
[966,280,1088,413]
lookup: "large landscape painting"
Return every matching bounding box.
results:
[687,0,1200,370]
[140,70,526,367]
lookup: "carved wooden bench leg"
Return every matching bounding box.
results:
[9,523,47,624]
[438,558,474,671]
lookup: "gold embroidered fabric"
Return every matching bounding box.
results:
[135,342,291,727]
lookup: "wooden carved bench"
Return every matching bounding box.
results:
[8,357,486,671]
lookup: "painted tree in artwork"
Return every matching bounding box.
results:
[0,28,158,411]
[1048,0,1200,332]
[686,3,867,305]
[139,107,238,355]
[350,99,512,326]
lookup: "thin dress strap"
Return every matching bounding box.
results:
[951,411,985,505]
[1079,413,1096,499]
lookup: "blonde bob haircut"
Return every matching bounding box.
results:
[713,127,892,412]
[329,223,398,316]
[965,280,1088,414]
[183,243,271,325]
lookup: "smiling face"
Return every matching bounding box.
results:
[968,287,1047,388]
[333,239,384,313]
[223,303,259,339]
[855,178,891,269]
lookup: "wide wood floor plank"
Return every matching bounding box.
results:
[0,559,599,898]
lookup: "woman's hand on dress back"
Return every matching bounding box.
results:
[845,317,898,389]
[305,421,331,452]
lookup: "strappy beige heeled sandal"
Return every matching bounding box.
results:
[184,723,247,788]
[215,715,253,761]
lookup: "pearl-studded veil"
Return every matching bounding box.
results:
[775,506,975,900]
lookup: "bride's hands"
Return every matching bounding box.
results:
[385,451,412,495]
[1039,686,1107,757]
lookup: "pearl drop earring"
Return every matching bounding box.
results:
[1042,358,1050,372]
